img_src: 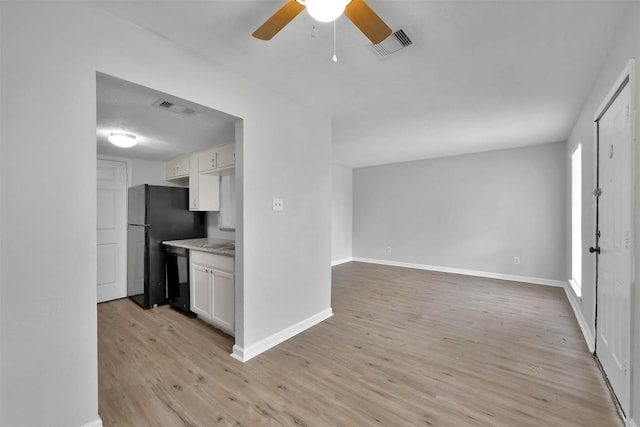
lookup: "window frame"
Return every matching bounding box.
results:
[569,144,582,297]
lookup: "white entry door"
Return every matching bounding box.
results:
[97,159,128,303]
[594,72,632,414]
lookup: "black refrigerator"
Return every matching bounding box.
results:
[127,184,206,308]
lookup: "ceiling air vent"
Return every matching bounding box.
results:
[369,28,414,58]
[152,99,196,116]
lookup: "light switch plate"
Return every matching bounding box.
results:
[273,198,284,211]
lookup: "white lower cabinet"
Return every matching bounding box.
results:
[190,262,212,319]
[190,250,234,336]
[211,268,234,333]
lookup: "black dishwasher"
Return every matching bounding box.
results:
[164,245,193,314]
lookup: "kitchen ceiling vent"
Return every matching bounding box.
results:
[369,28,414,58]
[152,99,196,116]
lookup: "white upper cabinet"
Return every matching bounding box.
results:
[216,143,235,171]
[198,143,235,174]
[168,143,235,177]
[198,148,217,173]
[166,143,235,211]
[164,155,190,180]
[189,156,219,211]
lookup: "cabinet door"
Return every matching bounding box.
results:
[190,262,212,320]
[211,268,235,335]
[165,156,190,180]
[165,158,177,179]
[198,149,217,173]
[189,161,199,210]
[216,144,235,170]
[175,156,190,178]
[190,173,219,212]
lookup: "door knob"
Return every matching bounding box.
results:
[589,246,601,254]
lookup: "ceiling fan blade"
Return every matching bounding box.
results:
[252,0,306,40]
[344,0,392,44]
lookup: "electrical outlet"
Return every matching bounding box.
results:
[386,246,392,253]
[514,257,520,265]
[272,197,284,212]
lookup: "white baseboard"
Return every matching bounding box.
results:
[352,257,566,287]
[80,418,103,427]
[230,345,245,362]
[331,257,353,266]
[563,283,595,353]
[230,308,333,363]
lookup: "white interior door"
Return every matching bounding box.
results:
[97,159,128,303]
[595,77,632,414]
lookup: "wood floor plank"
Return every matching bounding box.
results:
[98,262,622,426]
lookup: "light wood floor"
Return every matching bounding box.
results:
[98,262,622,426]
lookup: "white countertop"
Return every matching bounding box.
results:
[163,238,235,257]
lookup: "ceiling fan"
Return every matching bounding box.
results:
[252,0,392,44]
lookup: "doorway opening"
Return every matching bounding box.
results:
[95,71,245,418]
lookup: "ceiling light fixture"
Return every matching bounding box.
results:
[108,132,137,148]
[302,0,350,23]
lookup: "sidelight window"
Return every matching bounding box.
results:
[570,144,582,297]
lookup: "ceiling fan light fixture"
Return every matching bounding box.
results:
[108,132,137,148]
[305,0,349,23]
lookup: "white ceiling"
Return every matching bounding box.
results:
[93,0,633,168]
[97,73,237,161]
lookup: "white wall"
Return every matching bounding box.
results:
[0,0,3,408]
[97,156,184,188]
[130,158,183,187]
[207,173,236,240]
[563,2,639,424]
[206,211,236,240]
[0,3,332,426]
[331,164,353,264]
[353,142,566,282]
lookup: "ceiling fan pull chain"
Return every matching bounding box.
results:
[311,19,318,38]
[332,20,338,62]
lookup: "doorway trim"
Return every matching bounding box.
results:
[591,58,636,418]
